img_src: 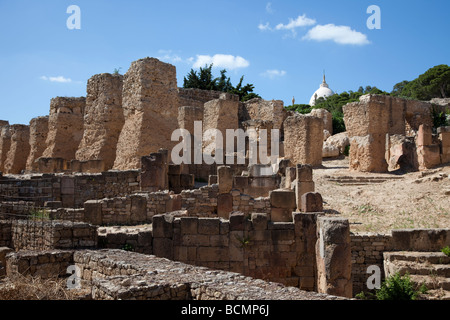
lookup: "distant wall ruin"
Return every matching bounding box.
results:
[3,124,30,174]
[26,116,49,172]
[76,73,124,171]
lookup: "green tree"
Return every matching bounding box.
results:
[183,65,260,102]
[391,65,450,100]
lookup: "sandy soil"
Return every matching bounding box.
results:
[314,157,450,234]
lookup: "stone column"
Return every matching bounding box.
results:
[283,114,323,167]
[0,125,11,173]
[76,73,124,171]
[140,149,169,192]
[315,217,352,298]
[295,164,315,211]
[3,124,30,174]
[41,97,86,163]
[26,116,49,172]
[113,58,179,170]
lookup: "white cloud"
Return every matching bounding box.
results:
[40,75,72,83]
[192,54,250,70]
[156,49,184,64]
[266,2,273,14]
[302,24,370,45]
[258,22,271,31]
[275,14,316,31]
[261,69,287,79]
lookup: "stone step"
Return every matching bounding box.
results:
[390,262,450,277]
[409,274,450,291]
[384,251,450,265]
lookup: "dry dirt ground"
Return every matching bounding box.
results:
[314,157,450,234]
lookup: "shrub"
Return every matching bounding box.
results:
[442,246,450,257]
[376,272,425,300]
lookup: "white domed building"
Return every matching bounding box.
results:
[309,74,334,106]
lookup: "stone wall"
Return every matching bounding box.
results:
[152,212,320,290]
[26,116,49,172]
[114,58,179,170]
[0,171,140,208]
[3,124,30,174]
[41,97,86,162]
[72,249,346,300]
[0,220,12,247]
[6,249,73,278]
[76,73,124,171]
[97,225,152,254]
[10,219,97,251]
[241,98,286,131]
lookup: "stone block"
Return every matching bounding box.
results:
[218,166,233,194]
[152,238,173,260]
[217,193,233,219]
[251,213,268,230]
[270,208,292,222]
[197,247,228,262]
[296,164,312,182]
[417,144,441,170]
[349,134,388,172]
[198,218,220,235]
[84,200,102,225]
[295,181,315,211]
[269,189,296,209]
[208,175,218,185]
[229,212,245,231]
[152,214,174,238]
[233,176,248,190]
[180,217,198,235]
[416,124,433,146]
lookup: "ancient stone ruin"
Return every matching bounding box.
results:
[0,57,449,301]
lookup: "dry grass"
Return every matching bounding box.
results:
[315,158,450,233]
[0,272,87,300]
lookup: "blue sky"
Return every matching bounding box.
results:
[0,0,449,125]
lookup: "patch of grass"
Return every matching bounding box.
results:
[121,243,134,252]
[441,246,450,257]
[376,272,426,300]
[29,209,50,220]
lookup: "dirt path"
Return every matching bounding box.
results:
[314,157,450,233]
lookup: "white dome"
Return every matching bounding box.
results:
[309,74,334,106]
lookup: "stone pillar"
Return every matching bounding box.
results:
[203,93,239,164]
[283,114,323,167]
[295,164,315,211]
[41,97,86,162]
[241,119,274,165]
[0,125,11,173]
[438,126,450,164]
[177,105,203,164]
[269,189,296,222]
[140,149,169,192]
[343,95,389,172]
[26,116,49,172]
[310,108,333,135]
[113,58,179,170]
[316,217,352,298]
[241,98,286,131]
[3,125,30,174]
[416,124,441,170]
[76,73,124,171]
[300,192,323,213]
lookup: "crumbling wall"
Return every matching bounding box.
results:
[0,125,11,173]
[178,88,223,109]
[152,212,320,290]
[76,73,124,171]
[26,116,49,172]
[3,124,30,174]
[310,108,333,135]
[113,58,179,170]
[241,98,286,131]
[41,97,86,162]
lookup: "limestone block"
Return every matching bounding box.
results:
[283,114,323,167]
[270,208,292,222]
[300,192,323,213]
[349,134,388,172]
[140,150,169,191]
[229,212,245,231]
[296,164,313,182]
[241,98,286,131]
[251,213,268,230]
[218,166,233,194]
[217,193,233,219]
[84,200,103,225]
[417,144,441,170]
[295,181,315,212]
[322,143,340,158]
[325,132,350,155]
[316,217,352,298]
[416,124,432,146]
[269,189,296,209]
[198,218,220,235]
